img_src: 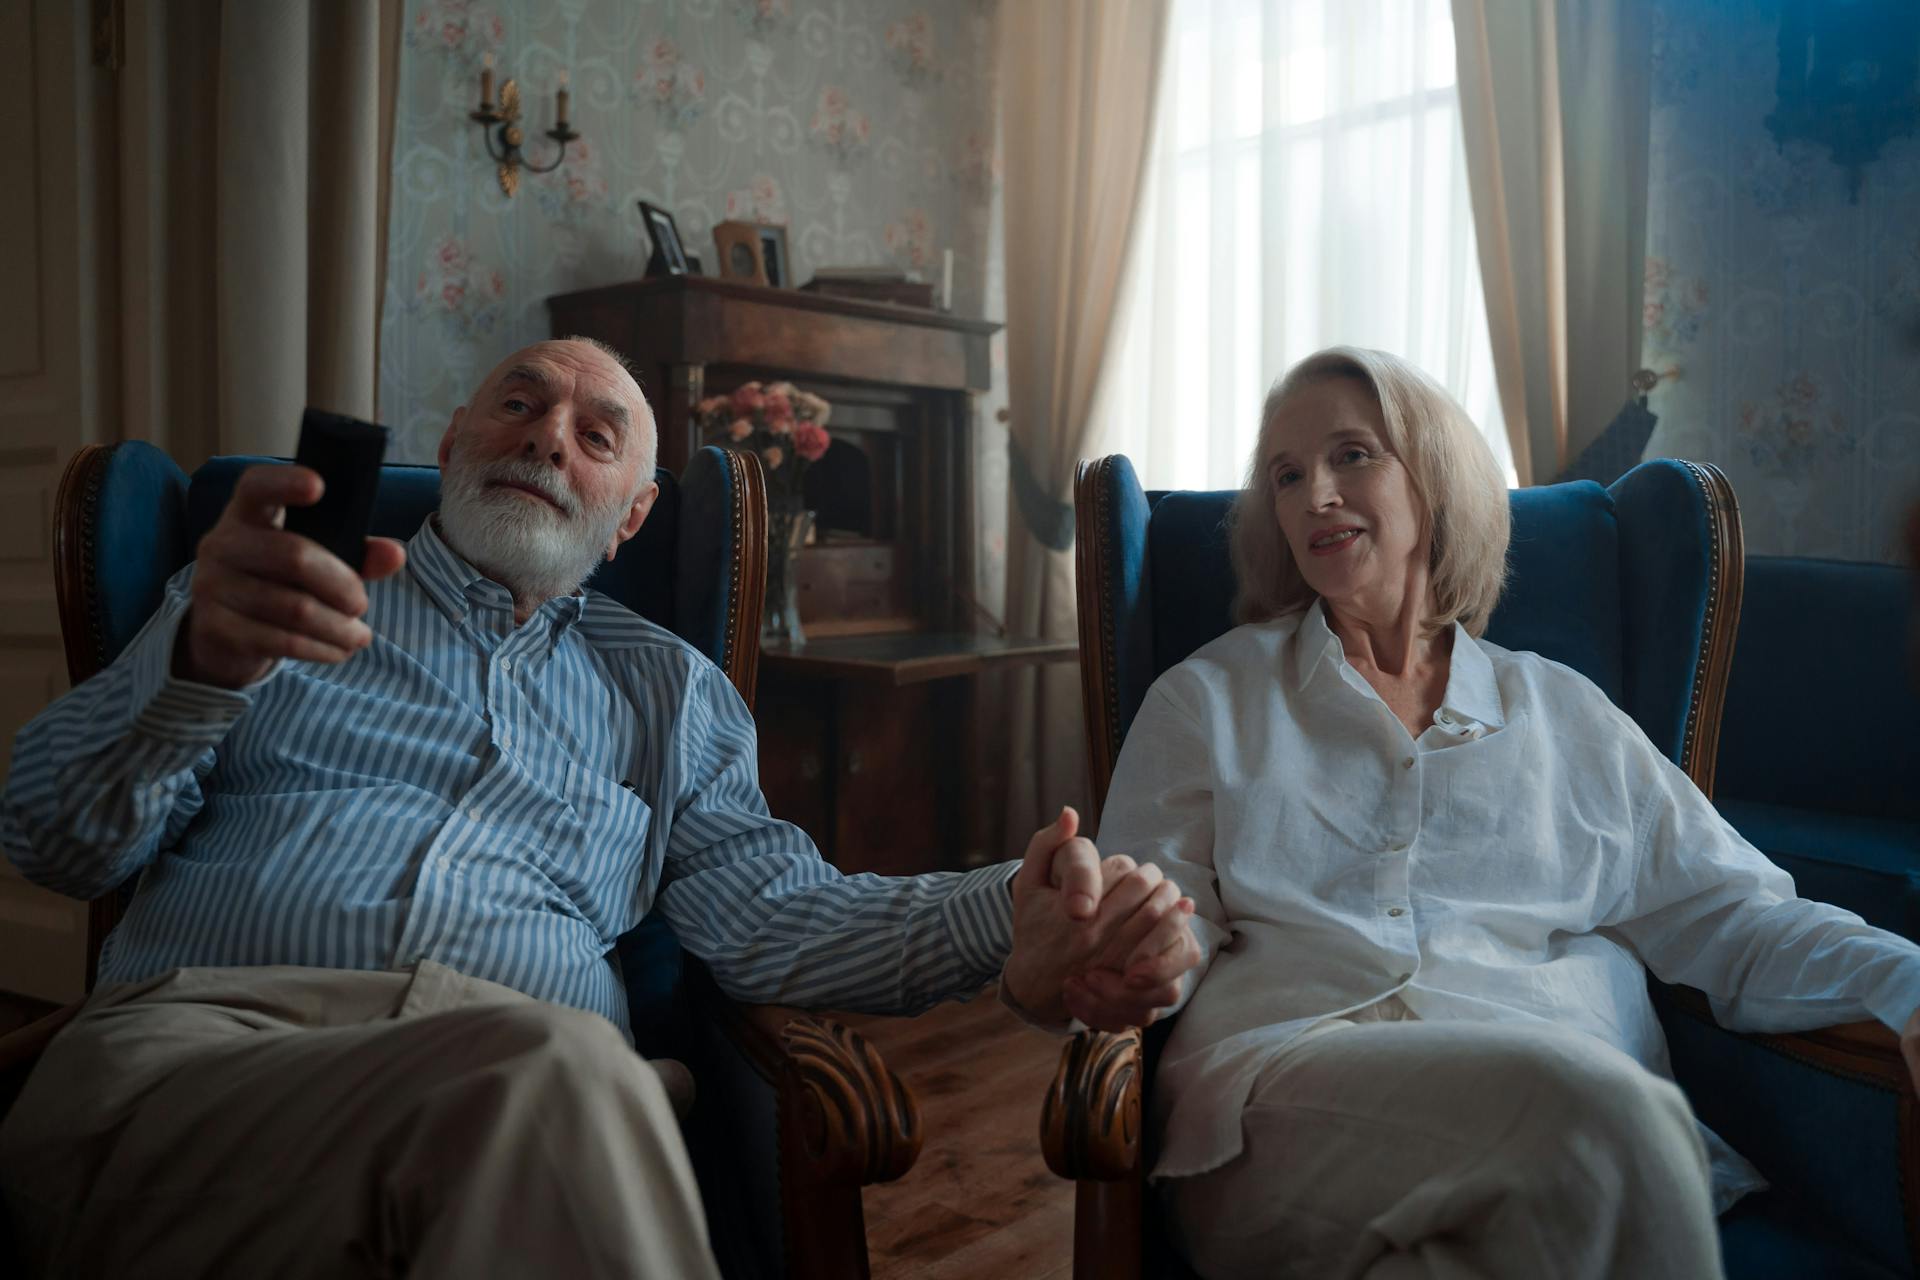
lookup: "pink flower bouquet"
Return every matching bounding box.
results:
[694,380,833,495]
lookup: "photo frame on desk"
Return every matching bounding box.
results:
[712,220,790,287]
[639,201,695,276]
[758,225,790,287]
[713,220,767,286]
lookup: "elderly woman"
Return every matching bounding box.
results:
[1094,347,1920,1280]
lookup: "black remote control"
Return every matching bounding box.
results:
[284,410,389,572]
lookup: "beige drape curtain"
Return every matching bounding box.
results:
[997,0,1170,843]
[1451,0,1652,485]
[117,0,401,464]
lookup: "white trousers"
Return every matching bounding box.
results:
[1162,999,1722,1280]
[0,962,720,1279]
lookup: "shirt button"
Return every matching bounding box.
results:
[462,803,481,821]
[1387,907,1406,918]
[1401,756,1416,770]
[1385,841,1407,853]
[499,657,512,673]
[499,730,513,751]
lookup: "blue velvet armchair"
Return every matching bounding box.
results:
[0,439,923,1280]
[1040,455,1919,1279]
[1711,555,1920,941]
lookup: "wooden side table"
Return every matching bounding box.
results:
[755,634,1075,876]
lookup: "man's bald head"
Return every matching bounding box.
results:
[467,337,659,484]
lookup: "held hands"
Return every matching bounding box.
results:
[174,465,406,690]
[1004,807,1204,1032]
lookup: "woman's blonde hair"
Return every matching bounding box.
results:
[1228,346,1510,636]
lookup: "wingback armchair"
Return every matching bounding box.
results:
[1043,455,1920,1279]
[1711,555,1920,940]
[0,439,922,1280]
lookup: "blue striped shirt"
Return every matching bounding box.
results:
[3,518,1018,1038]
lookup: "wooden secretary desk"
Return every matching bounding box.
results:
[548,277,1072,875]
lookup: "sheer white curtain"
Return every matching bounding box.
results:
[1095,0,1513,490]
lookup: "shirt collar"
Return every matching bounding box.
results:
[1436,623,1505,731]
[406,516,586,636]
[1289,597,1507,732]
[1291,599,1344,693]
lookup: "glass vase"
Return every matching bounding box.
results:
[762,501,814,647]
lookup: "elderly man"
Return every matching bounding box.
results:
[0,338,1199,1278]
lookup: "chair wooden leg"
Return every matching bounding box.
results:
[778,1168,871,1280]
[1075,1177,1144,1280]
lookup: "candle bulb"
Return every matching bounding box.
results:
[556,69,570,129]
[940,248,954,312]
[480,51,494,108]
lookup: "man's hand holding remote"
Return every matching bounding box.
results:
[174,465,407,690]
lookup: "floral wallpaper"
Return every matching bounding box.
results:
[1641,0,1920,562]
[378,1,1007,604]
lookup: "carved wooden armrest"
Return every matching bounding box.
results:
[692,975,923,1187]
[1042,1027,1144,1182]
[691,984,922,1280]
[1745,1017,1914,1088]
[1664,985,1915,1091]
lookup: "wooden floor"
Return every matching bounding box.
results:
[841,989,1077,1280]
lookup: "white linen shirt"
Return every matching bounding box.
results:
[1108,601,1920,1205]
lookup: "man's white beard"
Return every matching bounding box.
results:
[438,437,631,611]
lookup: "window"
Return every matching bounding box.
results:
[1095,0,1513,489]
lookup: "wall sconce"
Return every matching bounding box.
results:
[468,55,579,197]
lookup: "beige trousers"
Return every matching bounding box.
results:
[1162,1000,1722,1280]
[0,962,720,1280]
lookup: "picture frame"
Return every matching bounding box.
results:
[757,224,791,288]
[639,201,691,276]
[713,220,769,286]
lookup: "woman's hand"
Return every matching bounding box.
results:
[1062,884,1202,1031]
[1004,808,1201,1029]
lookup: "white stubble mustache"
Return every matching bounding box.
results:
[479,459,577,518]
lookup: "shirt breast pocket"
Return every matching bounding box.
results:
[559,762,656,856]
[538,764,657,934]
